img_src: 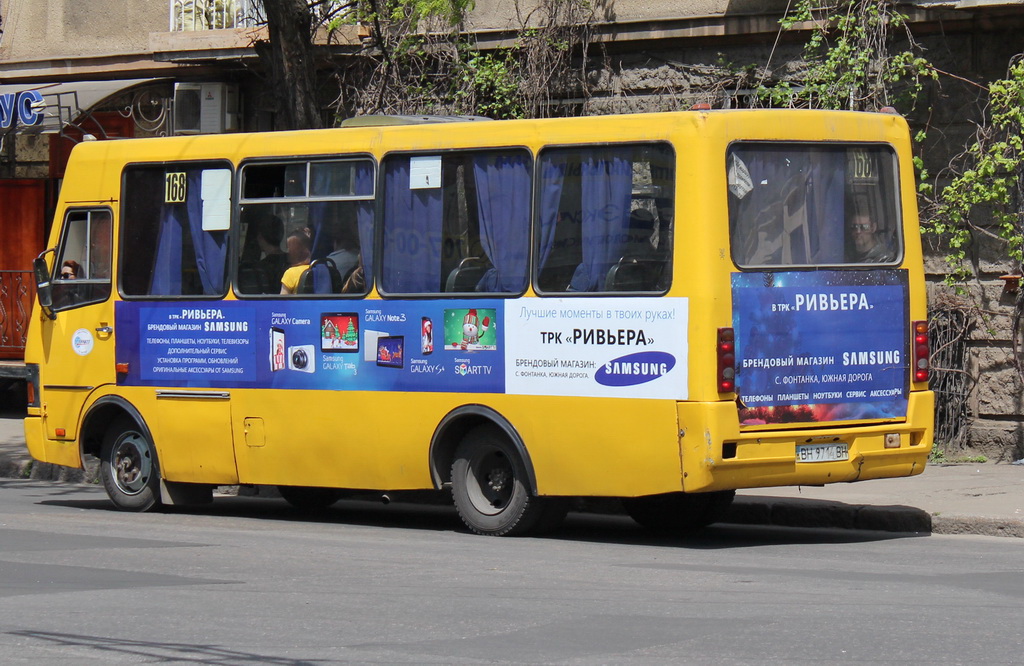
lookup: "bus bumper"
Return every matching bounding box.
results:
[24,415,82,469]
[679,391,934,493]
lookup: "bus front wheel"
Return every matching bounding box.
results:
[623,490,736,532]
[451,425,564,536]
[99,416,162,512]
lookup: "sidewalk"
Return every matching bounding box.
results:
[732,464,1024,537]
[2,413,1022,537]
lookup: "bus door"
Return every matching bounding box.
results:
[40,209,116,444]
[114,162,240,485]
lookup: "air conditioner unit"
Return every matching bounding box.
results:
[173,82,239,135]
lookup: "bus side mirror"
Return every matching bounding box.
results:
[33,256,56,320]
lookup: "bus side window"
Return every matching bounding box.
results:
[536,144,674,293]
[380,149,530,296]
[121,164,230,297]
[237,159,375,296]
[50,209,113,311]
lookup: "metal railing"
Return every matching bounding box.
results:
[0,271,33,359]
[170,0,262,31]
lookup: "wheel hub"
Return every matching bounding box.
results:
[463,449,516,515]
[111,433,152,495]
[487,468,509,493]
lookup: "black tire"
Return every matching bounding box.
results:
[623,490,736,532]
[277,486,344,511]
[99,415,162,512]
[450,425,565,536]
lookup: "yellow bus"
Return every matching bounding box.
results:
[24,109,933,535]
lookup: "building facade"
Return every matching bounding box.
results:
[2,0,1023,458]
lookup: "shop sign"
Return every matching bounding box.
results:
[0,90,46,129]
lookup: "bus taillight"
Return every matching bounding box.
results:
[25,363,40,408]
[913,320,929,383]
[717,327,735,393]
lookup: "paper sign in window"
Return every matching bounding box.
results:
[410,156,442,189]
[201,169,232,231]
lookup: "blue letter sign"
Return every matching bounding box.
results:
[0,90,45,129]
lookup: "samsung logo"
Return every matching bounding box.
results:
[595,352,675,387]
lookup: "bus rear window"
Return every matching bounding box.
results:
[727,143,902,268]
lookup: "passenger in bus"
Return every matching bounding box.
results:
[326,217,361,283]
[255,213,289,289]
[624,209,658,261]
[280,232,313,294]
[605,209,663,291]
[341,259,365,294]
[238,210,288,293]
[60,260,83,280]
[323,210,364,282]
[849,213,894,263]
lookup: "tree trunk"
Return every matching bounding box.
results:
[259,0,323,130]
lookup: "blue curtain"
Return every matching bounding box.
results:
[309,161,375,284]
[150,202,184,295]
[355,161,375,283]
[309,207,332,261]
[536,154,568,272]
[304,161,375,289]
[472,153,530,292]
[730,150,793,265]
[731,148,846,266]
[806,150,846,264]
[309,165,333,262]
[150,170,226,295]
[190,171,228,294]
[569,149,634,291]
[382,159,442,292]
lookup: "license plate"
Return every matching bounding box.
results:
[796,443,849,463]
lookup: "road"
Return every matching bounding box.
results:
[1,479,1023,664]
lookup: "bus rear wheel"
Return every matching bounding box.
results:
[277,486,343,511]
[99,416,162,512]
[451,425,565,536]
[623,490,735,532]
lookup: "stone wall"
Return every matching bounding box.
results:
[917,27,1024,461]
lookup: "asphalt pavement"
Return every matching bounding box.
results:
[1,403,1022,537]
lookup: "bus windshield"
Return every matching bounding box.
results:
[727,143,902,268]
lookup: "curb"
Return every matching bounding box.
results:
[724,497,932,534]
[0,457,29,480]
[930,516,1024,538]
[724,497,1024,539]
[0,457,99,484]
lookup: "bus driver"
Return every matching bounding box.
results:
[849,213,894,263]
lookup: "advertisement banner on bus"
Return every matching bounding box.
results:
[115,297,689,400]
[504,298,687,399]
[731,269,909,424]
